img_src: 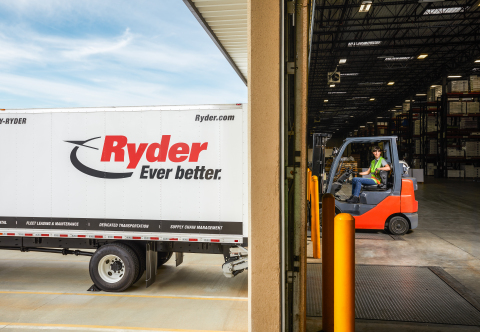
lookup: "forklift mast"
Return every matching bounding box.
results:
[311,133,331,194]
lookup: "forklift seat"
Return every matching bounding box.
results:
[361,170,389,191]
[362,184,387,191]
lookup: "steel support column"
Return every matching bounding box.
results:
[283,0,310,331]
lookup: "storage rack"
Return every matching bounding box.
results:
[394,112,410,163]
[437,92,480,179]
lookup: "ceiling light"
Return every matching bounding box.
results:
[405,100,410,102]
[358,82,384,85]
[341,73,359,76]
[350,116,354,117]
[367,122,373,124]
[370,98,375,101]
[387,82,395,85]
[395,106,402,108]
[328,91,347,94]
[431,85,440,87]
[448,75,462,78]
[359,1,372,12]
[416,93,427,96]
[329,84,336,87]
[324,100,328,102]
[339,59,347,64]
[418,0,446,2]
[348,41,381,47]
[424,7,466,15]
[417,54,428,59]
[475,60,480,63]
[360,126,365,128]
[384,57,413,61]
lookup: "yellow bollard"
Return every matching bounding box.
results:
[321,193,335,332]
[307,169,312,201]
[311,176,321,259]
[334,213,355,332]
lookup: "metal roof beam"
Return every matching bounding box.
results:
[313,33,480,45]
[313,40,480,50]
[183,0,247,86]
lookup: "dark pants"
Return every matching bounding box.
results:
[351,177,376,196]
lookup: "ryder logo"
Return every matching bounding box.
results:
[66,135,212,180]
[66,137,133,179]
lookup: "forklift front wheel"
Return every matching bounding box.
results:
[387,216,410,235]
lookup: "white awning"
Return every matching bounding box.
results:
[183,0,247,85]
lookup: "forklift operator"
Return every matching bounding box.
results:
[346,146,391,204]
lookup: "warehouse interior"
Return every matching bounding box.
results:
[307,1,480,331]
[309,0,480,181]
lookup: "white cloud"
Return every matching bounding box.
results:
[62,28,133,59]
[0,72,245,109]
[0,1,247,109]
[0,26,222,73]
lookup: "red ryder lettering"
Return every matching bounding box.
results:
[101,135,209,169]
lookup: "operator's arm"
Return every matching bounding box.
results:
[359,168,371,176]
[378,163,391,171]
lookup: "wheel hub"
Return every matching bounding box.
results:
[110,260,123,272]
[98,254,125,283]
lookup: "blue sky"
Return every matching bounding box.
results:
[0,0,247,109]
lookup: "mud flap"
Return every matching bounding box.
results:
[145,241,158,288]
[175,252,184,267]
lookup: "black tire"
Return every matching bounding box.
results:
[117,241,146,284]
[158,252,173,267]
[387,216,409,235]
[89,243,139,292]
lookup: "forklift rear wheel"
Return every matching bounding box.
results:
[387,216,409,235]
[89,243,139,292]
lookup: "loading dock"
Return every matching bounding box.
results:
[1,0,480,331]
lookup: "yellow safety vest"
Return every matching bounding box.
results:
[370,157,384,184]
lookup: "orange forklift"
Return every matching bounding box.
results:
[311,134,418,235]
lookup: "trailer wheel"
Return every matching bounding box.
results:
[387,216,409,235]
[116,241,146,284]
[157,252,173,267]
[89,243,139,292]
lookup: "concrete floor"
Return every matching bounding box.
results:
[0,177,479,332]
[307,177,480,331]
[0,251,248,331]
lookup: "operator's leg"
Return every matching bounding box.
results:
[347,177,376,203]
[347,177,361,203]
[351,177,360,196]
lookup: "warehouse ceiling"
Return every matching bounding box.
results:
[309,0,480,137]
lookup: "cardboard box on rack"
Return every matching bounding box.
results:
[464,165,476,177]
[448,101,465,114]
[448,80,469,93]
[447,169,464,178]
[427,86,442,102]
[466,102,479,114]
[470,75,480,92]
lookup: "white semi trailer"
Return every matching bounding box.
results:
[0,104,248,292]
